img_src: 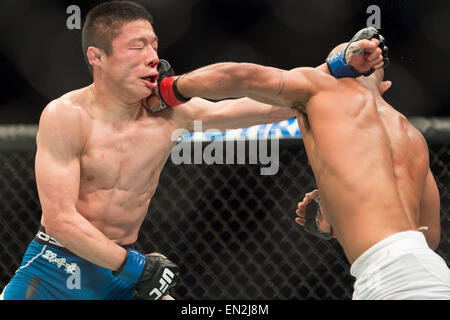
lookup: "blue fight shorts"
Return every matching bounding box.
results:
[1,226,136,300]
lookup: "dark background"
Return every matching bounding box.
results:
[1,1,449,300]
[0,0,449,125]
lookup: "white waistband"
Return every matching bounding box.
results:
[350,231,429,279]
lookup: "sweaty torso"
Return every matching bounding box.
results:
[296,78,429,263]
[41,86,181,244]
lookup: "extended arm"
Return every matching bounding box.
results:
[174,33,385,109]
[172,96,296,132]
[157,27,387,110]
[177,63,318,110]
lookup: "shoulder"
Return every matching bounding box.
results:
[41,98,79,125]
[289,67,334,83]
[286,67,344,97]
[40,87,90,125]
[37,87,91,150]
[290,67,370,96]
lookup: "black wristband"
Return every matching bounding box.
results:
[173,76,191,103]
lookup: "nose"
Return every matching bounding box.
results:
[145,47,159,68]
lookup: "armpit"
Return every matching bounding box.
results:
[294,109,310,131]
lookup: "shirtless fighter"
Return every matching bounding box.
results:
[157,32,450,299]
[0,2,384,300]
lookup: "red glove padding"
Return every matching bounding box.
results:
[159,75,190,107]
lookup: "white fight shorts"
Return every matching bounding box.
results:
[350,231,450,300]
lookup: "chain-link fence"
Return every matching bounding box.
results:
[0,122,449,299]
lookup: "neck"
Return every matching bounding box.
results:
[90,81,143,124]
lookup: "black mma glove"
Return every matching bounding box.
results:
[135,255,180,300]
[156,59,191,109]
[327,27,389,78]
[113,249,180,300]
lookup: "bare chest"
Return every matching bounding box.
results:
[80,120,176,192]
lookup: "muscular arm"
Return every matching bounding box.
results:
[162,38,382,110]
[172,97,296,132]
[36,101,126,270]
[418,169,441,250]
[176,63,323,111]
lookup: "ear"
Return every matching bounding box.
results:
[86,46,103,70]
[381,80,392,95]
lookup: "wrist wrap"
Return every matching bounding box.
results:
[326,51,357,78]
[113,249,146,283]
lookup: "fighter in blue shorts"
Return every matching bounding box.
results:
[3,227,130,299]
[2,226,180,299]
[1,1,386,300]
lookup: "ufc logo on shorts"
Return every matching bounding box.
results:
[149,268,175,300]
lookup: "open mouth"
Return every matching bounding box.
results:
[142,74,158,87]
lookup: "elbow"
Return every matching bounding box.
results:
[279,106,297,120]
[44,214,73,240]
[44,219,63,239]
[268,106,297,123]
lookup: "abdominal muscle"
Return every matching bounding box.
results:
[75,186,156,245]
[40,154,165,246]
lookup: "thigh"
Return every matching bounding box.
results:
[2,242,60,300]
[3,241,135,300]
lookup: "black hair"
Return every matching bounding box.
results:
[81,1,154,75]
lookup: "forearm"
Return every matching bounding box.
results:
[177,62,251,101]
[194,97,296,131]
[45,211,127,271]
